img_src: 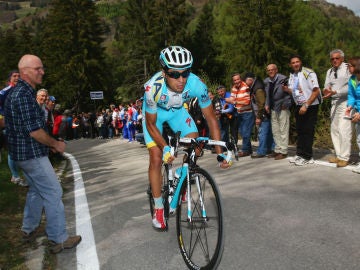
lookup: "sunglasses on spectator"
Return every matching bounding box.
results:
[166,69,191,79]
[330,57,341,61]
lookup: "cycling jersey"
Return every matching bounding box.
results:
[143,71,211,148]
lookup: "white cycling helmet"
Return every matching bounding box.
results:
[159,46,193,70]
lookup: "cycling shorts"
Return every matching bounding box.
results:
[143,105,198,148]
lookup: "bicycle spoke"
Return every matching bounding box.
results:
[177,168,224,269]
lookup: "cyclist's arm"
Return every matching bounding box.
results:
[145,111,167,150]
[201,105,222,155]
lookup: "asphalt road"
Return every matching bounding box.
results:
[56,138,360,270]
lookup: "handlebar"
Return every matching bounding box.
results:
[167,131,238,164]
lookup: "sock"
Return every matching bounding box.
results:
[154,197,163,209]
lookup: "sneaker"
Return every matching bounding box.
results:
[295,157,315,166]
[10,176,20,184]
[49,235,82,254]
[289,155,301,164]
[18,179,29,187]
[152,208,166,230]
[352,165,360,174]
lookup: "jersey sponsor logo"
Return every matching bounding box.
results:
[160,94,166,101]
[186,117,192,127]
[182,91,189,100]
[200,91,209,103]
[145,85,151,92]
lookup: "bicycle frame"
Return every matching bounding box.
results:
[168,136,236,222]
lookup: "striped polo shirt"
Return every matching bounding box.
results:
[230,81,252,113]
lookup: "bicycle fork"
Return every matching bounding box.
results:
[170,164,207,222]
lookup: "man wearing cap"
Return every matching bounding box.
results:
[245,72,274,158]
[216,85,234,143]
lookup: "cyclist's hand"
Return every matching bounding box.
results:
[162,145,175,164]
[217,154,232,169]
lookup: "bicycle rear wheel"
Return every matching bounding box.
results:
[176,167,224,269]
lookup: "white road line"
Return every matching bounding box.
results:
[64,153,100,270]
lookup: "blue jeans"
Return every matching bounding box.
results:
[237,112,255,153]
[8,154,20,178]
[257,119,274,155]
[17,156,68,243]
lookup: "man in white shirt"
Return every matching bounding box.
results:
[283,55,321,166]
[323,49,352,167]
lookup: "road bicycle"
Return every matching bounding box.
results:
[147,132,238,269]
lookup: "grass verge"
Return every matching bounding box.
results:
[0,149,28,269]
[0,150,64,270]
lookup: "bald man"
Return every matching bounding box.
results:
[4,54,81,254]
[264,64,292,160]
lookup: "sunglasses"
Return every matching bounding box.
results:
[166,69,191,79]
[330,57,341,61]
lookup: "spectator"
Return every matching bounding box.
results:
[45,95,56,134]
[64,109,73,140]
[105,109,113,138]
[4,54,81,253]
[72,113,80,139]
[95,111,104,139]
[346,56,360,173]
[229,73,254,157]
[264,64,292,160]
[216,85,234,143]
[0,70,27,186]
[323,49,352,167]
[36,88,48,113]
[112,107,122,138]
[188,97,207,136]
[244,73,274,158]
[283,55,321,166]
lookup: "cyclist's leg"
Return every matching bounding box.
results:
[143,111,169,229]
[148,146,162,198]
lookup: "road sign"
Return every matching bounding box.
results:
[90,91,104,100]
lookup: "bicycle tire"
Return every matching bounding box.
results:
[176,167,224,270]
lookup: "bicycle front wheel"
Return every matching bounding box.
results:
[176,167,224,270]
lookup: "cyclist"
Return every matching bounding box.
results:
[143,46,231,230]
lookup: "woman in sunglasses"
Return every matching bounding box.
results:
[142,46,231,230]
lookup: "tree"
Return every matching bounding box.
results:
[40,0,110,112]
[113,0,189,103]
[189,0,225,82]
[213,0,296,79]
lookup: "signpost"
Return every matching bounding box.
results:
[90,91,104,100]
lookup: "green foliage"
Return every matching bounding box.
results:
[39,0,111,112]
[96,2,126,19]
[112,0,190,103]
[1,0,360,147]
